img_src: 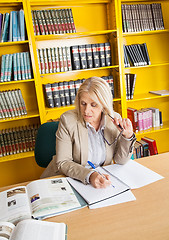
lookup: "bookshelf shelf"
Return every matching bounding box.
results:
[0,79,35,85]
[0,41,29,47]
[136,121,169,137]
[127,93,169,102]
[0,151,35,163]
[0,111,39,124]
[125,62,169,70]
[122,29,169,37]
[35,30,117,41]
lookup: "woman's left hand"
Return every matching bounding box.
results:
[113,117,134,139]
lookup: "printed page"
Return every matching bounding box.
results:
[0,222,15,240]
[103,160,164,189]
[67,167,130,205]
[26,178,81,219]
[0,187,32,225]
[10,219,66,240]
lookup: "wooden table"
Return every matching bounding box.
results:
[1,152,169,240]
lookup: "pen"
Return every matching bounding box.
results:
[107,113,123,131]
[87,161,115,188]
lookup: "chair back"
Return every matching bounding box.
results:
[34,121,59,168]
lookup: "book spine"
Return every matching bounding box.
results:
[20,52,26,80]
[12,11,18,41]
[50,47,57,73]
[47,10,56,34]
[31,11,36,35]
[4,54,9,82]
[39,49,45,74]
[58,9,66,34]
[13,53,18,81]
[63,81,70,105]
[85,44,93,68]
[1,13,10,42]
[104,42,112,66]
[65,9,73,33]
[26,52,32,79]
[62,47,68,72]
[55,9,62,33]
[79,45,87,69]
[71,45,80,70]
[19,9,25,41]
[13,128,20,153]
[17,89,27,115]
[62,9,69,33]
[10,90,22,116]
[54,47,60,72]
[51,82,61,107]
[40,10,48,35]
[7,54,13,82]
[36,49,41,74]
[23,52,28,80]
[43,48,49,74]
[65,46,72,71]
[0,55,6,82]
[92,44,100,68]
[68,8,76,33]
[68,80,76,105]
[16,52,22,80]
[58,81,66,106]
[58,47,64,72]
[36,10,45,35]
[44,84,54,108]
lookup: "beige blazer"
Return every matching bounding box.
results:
[41,110,136,183]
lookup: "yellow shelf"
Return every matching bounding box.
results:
[136,121,169,136]
[0,40,29,47]
[0,151,35,163]
[0,110,39,124]
[35,30,117,41]
[123,29,169,37]
[0,79,35,85]
[127,93,169,102]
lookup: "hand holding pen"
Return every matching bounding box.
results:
[88,161,115,189]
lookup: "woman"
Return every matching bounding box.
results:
[41,77,136,188]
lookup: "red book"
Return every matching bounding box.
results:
[141,137,158,155]
[127,107,138,133]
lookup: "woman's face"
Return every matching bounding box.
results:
[80,92,102,129]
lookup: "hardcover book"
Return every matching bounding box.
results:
[44,84,54,108]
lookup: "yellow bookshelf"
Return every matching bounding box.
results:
[0,0,169,186]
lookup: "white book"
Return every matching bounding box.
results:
[67,160,164,206]
[0,177,85,225]
[149,90,169,96]
[0,219,67,240]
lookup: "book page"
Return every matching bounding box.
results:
[0,222,15,240]
[103,160,164,189]
[67,167,130,205]
[10,219,66,240]
[0,187,31,225]
[26,178,81,219]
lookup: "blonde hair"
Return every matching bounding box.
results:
[75,76,114,120]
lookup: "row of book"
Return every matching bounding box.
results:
[0,52,32,82]
[0,10,25,42]
[71,43,111,70]
[31,8,76,35]
[125,73,136,100]
[0,124,39,157]
[123,43,150,68]
[44,75,114,108]
[121,3,164,33]
[37,42,111,74]
[127,107,162,133]
[133,137,158,159]
[0,89,27,120]
[37,47,72,74]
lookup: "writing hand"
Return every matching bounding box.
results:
[113,117,134,139]
[89,172,111,189]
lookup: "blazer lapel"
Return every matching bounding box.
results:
[77,120,88,166]
[103,126,113,165]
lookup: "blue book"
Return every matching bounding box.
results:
[1,13,10,42]
[7,54,13,81]
[16,52,21,80]
[4,54,9,82]
[19,10,25,41]
[0,55,6,82]
[23,52,28,79]
[20,52,25,80]
[8,12,13,42]
[26,52,32,79]
[0,13,3,40]
[13,53,18,81]
[12,11,18,41]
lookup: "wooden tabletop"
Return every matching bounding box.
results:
[1,152,169,240]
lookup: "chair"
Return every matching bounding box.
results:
[34,121,59,168]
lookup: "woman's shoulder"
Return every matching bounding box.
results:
[60,109,78,126]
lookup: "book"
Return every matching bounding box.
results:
[0,177,86,224]
[51,82,61,108]
[85,44,93,68]
[127,107,139,132]
[104,42,111,66]
[0,219,67,240]
[67,159,163,206]
[78,45,87,69]
[71,45,80,70]
[138,139,150,157]
[44,84,54,108]
[141,136,158,155]
[149,90,169,96]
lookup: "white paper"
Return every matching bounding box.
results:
[89,190,136,209]
[103,159,164,189]
[10,219,66,240]
[67,167,129,205]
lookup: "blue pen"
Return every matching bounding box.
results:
[87,161,115,188]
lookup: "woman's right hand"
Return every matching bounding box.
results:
[89,172,111,188]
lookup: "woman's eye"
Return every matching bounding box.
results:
[81,102,86,106]
[91,103,97,107]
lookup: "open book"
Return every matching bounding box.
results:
[0,177,86,225]
[0,219,67,240]
[67,160,164,206]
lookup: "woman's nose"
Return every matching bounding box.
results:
[84,104,91,114]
